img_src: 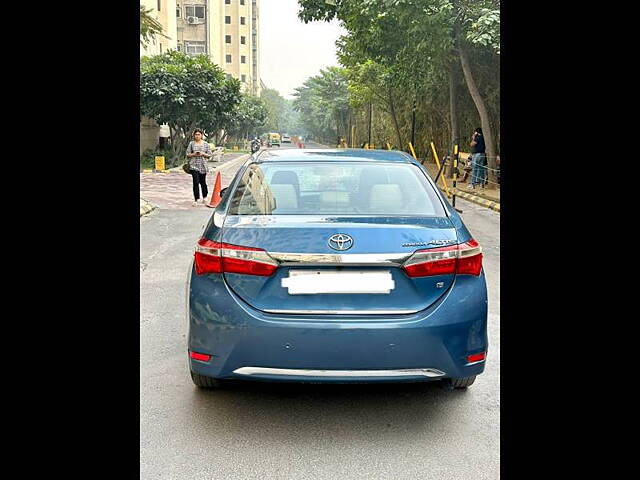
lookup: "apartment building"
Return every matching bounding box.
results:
[140,0,178,57]
[221,0,260,95]
[141,1,261,153]
[141,1,260,91]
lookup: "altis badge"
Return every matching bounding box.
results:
[402,239,457,247]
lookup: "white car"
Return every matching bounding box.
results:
[282,135,292,143]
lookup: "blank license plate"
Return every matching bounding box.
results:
[281,270,395,295]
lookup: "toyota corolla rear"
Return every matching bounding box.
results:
[187,153,487,387]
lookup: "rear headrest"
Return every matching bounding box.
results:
[271,170,300,197]
[368,184,403,213]
[269,184,298,211]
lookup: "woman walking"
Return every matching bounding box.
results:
[186,128,212,206]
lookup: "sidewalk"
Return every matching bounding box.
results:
[140,153,250,212]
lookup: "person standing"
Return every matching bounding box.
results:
[469,127,487,189]
[186,128,212,206]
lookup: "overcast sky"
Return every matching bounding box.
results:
[259,0,345,99]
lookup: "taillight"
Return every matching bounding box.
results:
[456,239,483,276]
[402,239,483,277]
[189,351,212,362]
[467,352,486,363]
[194,238,278,276]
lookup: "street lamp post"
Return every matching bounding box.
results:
[411,97,416,149]
[368,100,372,147]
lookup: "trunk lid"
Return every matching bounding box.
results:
[221,215,458,315]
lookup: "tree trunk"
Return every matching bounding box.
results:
[457,41,497,185]
[448,61,459,151]
[388,92,403,148]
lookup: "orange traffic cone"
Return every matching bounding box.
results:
[207,171,222,208]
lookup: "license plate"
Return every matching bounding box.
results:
[281,270,395,295]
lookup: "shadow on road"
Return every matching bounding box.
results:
[184,380,474,443]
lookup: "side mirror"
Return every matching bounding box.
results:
[220,187,228,197]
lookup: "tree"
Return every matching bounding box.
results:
[293,67,350,144]
[140,5,167,47]
[140,51,241,164]
[225,95,269,140]
[260,88,289,133]
[297,0,500,182]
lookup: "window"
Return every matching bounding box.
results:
[240,36,246,44]
[225,35,231,44]
[240,16,246,25]
[225,0,231,4]
[176,4,181,17]
[176,43,182,52]
[185,41,206,55]
[228,163,447,216]
[185,5,205,19]
[241,55,246,64]
[241,75,246,82]
[225,15,231,24]
[225,74,233,80]
[226,54,232,63]
[158,0,161,11]
[240,0,245,4]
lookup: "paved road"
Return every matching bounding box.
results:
[140,143,499,479]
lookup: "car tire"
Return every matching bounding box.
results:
[190,371,222,389]
[450,375,476,389]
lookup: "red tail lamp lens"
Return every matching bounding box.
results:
[189,351,212,362]
[402,239,483,277]
[194,238,277,276]
[467,352,486,363]
[403,257,457,277]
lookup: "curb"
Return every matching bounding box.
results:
[439,188,500,213]
[140,199,157,217]
[141,169,180,174]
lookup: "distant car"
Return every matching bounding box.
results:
[187,148,487,390]
[282,135,292,143]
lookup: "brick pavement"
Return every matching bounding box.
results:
[140,155,248,211]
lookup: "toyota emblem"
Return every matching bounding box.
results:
[328,234,354,251]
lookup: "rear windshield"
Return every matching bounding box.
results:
[228,162,446,216]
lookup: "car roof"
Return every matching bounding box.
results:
[254,148,417,164]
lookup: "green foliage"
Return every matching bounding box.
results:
[140,51,241,162]
[260,89,304,135]
[292,67,350,144]
[140,5,167,47]
[226,95,269,139]
[297,0,500,158]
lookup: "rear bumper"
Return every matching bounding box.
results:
[188,267,488,383]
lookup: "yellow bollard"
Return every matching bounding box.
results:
[430,142,450,197]
[154,156,165,171]
[364,143,369,149]
[386,142,391,150]
[408,142,417,160]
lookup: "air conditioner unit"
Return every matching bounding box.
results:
[186,16,198,24]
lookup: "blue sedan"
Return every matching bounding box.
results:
[187,149,487,389]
